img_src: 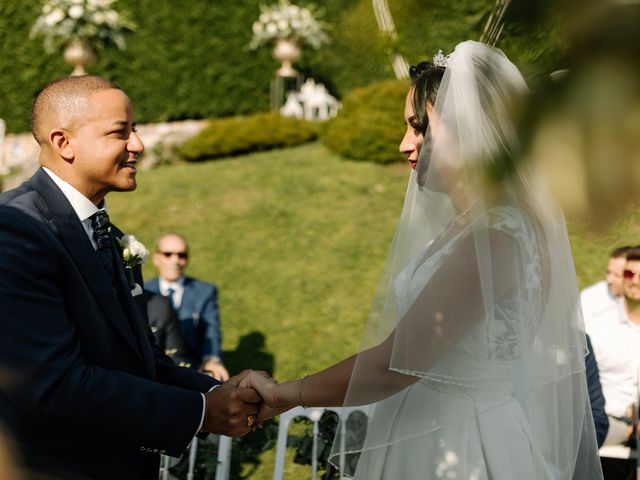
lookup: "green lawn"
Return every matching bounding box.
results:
[111,142,408,381]
[109,142,639,478]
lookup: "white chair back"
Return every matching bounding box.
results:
[159,434,232,480]
[273,405,371,480]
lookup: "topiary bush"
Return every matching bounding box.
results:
[321,79,408,164]
[177,112,319,162]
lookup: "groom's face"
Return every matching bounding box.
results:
[68,89,144,205]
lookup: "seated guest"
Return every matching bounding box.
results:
[146,291,192,367]
[581,246,631,324]
[587,246,640,447]
[145,233,229,381]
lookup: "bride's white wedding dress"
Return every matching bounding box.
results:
[352,206,555,479]
[331,41,601,479]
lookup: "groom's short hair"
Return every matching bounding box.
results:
[31,75,121,144]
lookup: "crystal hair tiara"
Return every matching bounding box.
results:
[432,50,450,68]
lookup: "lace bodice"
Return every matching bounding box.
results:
[392,206,542,391]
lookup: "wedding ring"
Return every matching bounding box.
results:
[246,415,255,428]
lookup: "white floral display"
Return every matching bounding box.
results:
[31,0,135,53]
[250,0,328,50]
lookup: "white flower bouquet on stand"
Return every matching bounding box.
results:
[31,0,135,74]
[250,0,328,77]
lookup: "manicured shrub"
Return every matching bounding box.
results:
[321,79,408,164]
[177,113,318,162]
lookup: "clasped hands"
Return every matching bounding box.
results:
[202,369,292,437]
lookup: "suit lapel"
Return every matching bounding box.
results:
[110,232,155,374]
[27,169,146,362]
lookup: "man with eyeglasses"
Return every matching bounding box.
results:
[586,246,640,450]
[145,233,229,381]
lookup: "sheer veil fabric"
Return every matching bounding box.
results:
[329,41,603,479]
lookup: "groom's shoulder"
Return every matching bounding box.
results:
[0,178,37,207]
[0,170,49,216]
[0,203,51,248]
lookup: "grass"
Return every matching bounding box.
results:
[108,142,640,478]
[112,143,408,380]
[569,213,640,287]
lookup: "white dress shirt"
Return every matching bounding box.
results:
[43,168,211,435]
[158,276,185,308]
[586,299,640,417]
[43,167,103,248]
[581,280,619,328]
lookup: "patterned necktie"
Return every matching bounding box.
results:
[90,210,114,280]
[166,287,176,310]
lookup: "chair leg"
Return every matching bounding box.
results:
[160,454,170,480]
[215,435,232,480]
[186,437,198,480]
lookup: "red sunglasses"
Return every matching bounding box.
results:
[623,269,640,281]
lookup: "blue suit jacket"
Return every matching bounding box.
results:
[145,277,222,368]
[0,169,218,480]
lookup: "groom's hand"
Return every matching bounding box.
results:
[239,370,289,422]
[202,370,262,437]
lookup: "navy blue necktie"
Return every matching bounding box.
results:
[166,287,176,310]
[91,210,114,280]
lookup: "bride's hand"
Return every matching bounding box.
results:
[238,370,290,421]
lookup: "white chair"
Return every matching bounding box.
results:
[273,405,371,480]
[159,434,232,480]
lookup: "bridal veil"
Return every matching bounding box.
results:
[329,41,603,479]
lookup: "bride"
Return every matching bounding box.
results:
[242,41,603,479]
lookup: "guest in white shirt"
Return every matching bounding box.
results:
[587,245,640,446]
[581,245,631,325]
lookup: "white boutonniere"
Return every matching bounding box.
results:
[116,234,149,295]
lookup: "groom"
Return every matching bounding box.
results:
[0,76,261,480]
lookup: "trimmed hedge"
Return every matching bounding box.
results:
[0,0,562,134]
[0,0,388,133]
[321,79,409,164]
[177,113,318,162]
[0,0,495,134]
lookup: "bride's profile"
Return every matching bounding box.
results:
[243,41,603,479]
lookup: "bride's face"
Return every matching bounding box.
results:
[399,90,424,170]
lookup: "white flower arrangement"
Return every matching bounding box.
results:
[30,0,135,53]
[250,0,328,50]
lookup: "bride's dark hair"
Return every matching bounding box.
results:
[409,62,445,134]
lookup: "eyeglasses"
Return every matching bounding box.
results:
[158,251,188,259]
[622,269,640,281]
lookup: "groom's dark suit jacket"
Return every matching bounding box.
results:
[0,169,218,480]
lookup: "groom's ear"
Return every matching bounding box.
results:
[49,129,75,162]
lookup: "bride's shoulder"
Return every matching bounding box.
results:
[471,205,532,238]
